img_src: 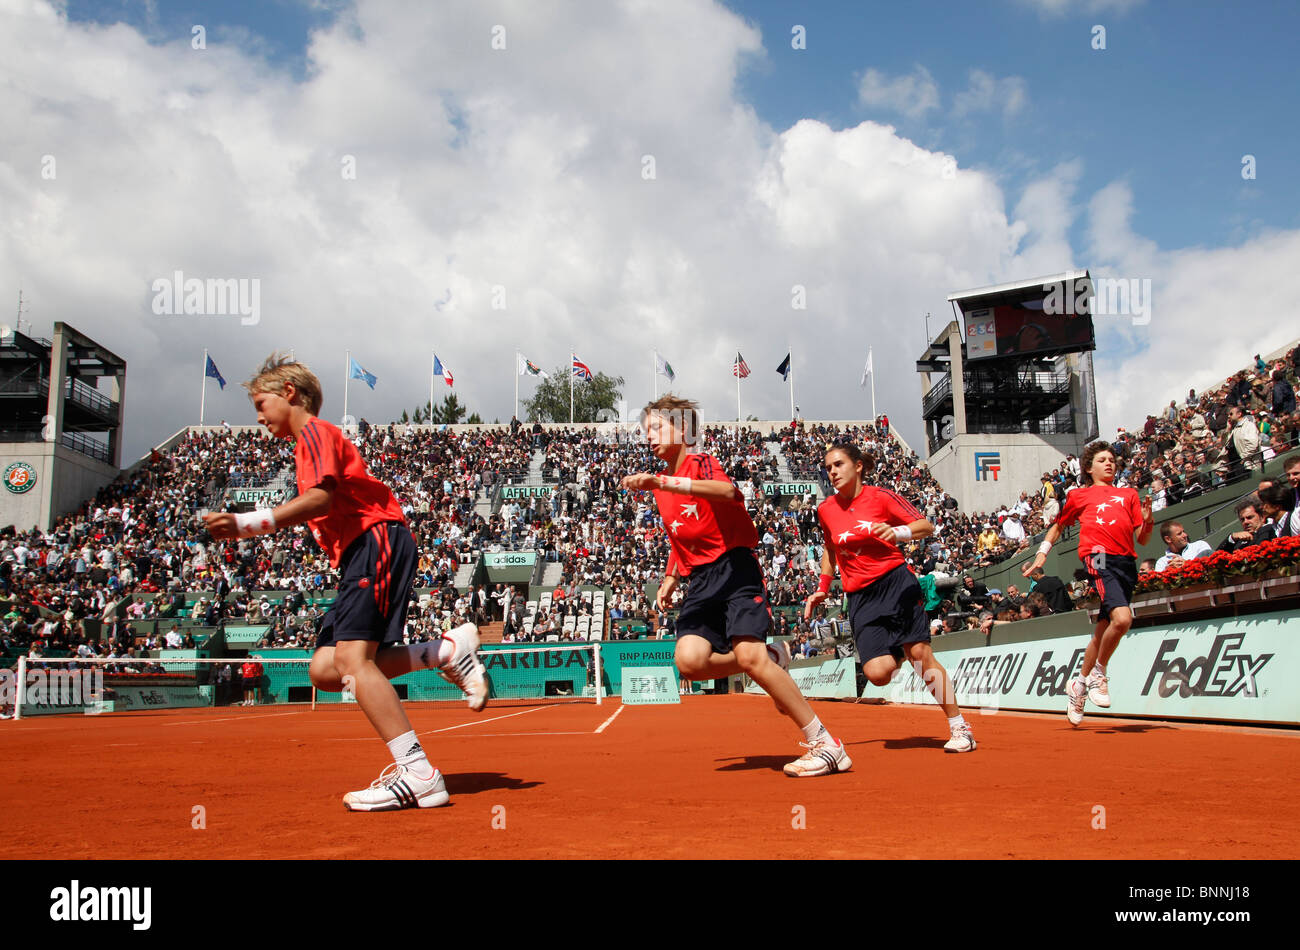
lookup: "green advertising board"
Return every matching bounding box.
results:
[763,482,818,497]
[224,625,270,647]
[252,640,690,704]
[621,666,680,704]
[483,552,536,568]
[501,486,553,499]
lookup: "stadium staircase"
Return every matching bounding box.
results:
[453,562,476,588]
[527,449,546,481]
[540,560,564,587]
[767,443,795,483]
[477,621,506,644]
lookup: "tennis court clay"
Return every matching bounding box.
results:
[2,696,1296,860]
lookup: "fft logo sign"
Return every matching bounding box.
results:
[3,461,37,494]
[974,452,1001,482]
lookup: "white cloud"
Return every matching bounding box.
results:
[953,69,1028,120]
[857,65,939,118]
[0,0,1294,466]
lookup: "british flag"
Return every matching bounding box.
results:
[572,354,593,380]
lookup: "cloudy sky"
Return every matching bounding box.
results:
[2,0,1299,461]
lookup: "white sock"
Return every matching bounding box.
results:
[800,715,829,743]
[1092,662,1107,677]
[948,714,966,732]
[387,730,434,780]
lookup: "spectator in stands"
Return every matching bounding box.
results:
[1026,567,1072,615]
[1256,483,1299,538]
[1224,406,1263,479]
[1154,521,1214,571]
[956,575,990,612]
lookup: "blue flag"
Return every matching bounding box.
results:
[776,353,791,381]
[205,355,226,389]
[349,357,377,389]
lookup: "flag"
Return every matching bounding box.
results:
[655,351,676,382]
[204,355,226,390]
[860,349,874,387]
[572,354,593,380]
[776,353,791,381]
[733,352,751,378]
[518,354,549,378]
[349,357,377,389]
[433,354,454,387]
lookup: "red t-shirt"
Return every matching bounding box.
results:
[651,454,758,577]
[1055,483,1143,560]
[817,486,922,592]
[294,418,407,566]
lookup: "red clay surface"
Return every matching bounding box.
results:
[1,696,1296,859]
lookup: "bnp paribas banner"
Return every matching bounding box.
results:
[747,657,857,699]
[861,611,1296,725]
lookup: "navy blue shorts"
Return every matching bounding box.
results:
[315,521,417,650]
[845,564,930,663]
[1087,553,1137,622]
[675,548,772,654]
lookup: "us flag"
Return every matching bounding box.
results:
[572,354,593,380]
[732,352,751,378]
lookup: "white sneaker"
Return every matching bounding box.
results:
[1087,671,1111,708]
[1066,676,1087,726]
[783,736,852,777]
[343,764,449,811]
[767,639,791,671]
[944,723,977,753]
[440,623,489,712]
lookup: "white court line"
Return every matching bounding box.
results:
[594,704,625,734]
[329,703,566,742]
[439,731,589,738]
[163,711,303,726]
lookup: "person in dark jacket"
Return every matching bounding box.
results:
[1271,369,1296,417]
[1028,567,1073,614]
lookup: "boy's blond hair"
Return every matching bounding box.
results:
[641,394,700,446]
[243,353,323,416]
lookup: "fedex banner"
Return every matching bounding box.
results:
[861,612,1296,725]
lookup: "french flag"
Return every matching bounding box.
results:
[434,354,454,387]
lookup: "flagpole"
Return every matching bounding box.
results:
[200,349,207,426]
[569,350,574,424]
[344,349,350,427]
[788,344,795,421]
[870,346,877,421]
[514,351,519,422]
[430,351,436,425]
[736,359,741,427]
[652,350,657,401]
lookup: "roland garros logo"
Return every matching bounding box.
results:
[3,462,36,494]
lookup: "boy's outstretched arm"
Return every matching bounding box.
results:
[203,482,334,540]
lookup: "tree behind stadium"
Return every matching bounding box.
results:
[523,368,624,423]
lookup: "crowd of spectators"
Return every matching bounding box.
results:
[3,343,1298,665]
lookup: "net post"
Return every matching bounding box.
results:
[594,642,603,706]
[14,655,26,721]
[311,685,316,711]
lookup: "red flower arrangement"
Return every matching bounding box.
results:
[1134,536,1300,594]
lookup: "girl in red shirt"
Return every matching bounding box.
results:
[805,443,976,752]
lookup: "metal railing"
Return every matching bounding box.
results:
[61,431,111,463]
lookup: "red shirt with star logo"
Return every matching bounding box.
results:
[1055,484,1143,560]
[294,418,407,567]
[817,486,922,591]
[651,453,758,577]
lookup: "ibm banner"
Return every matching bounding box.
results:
[861,611,1297,725]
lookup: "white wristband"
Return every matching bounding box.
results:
[892,526,913,542]
[661,476,692,494]
[235,509,277,538]
[1038,540,1052,556]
